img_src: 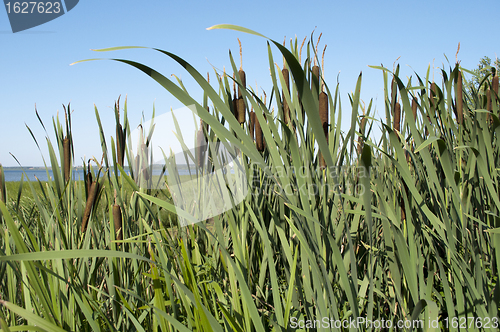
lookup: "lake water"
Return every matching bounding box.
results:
[1,167,196,182]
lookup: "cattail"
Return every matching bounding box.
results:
[237,69,246,125]
[391,77,397,115]
[412,97,418,122]
[319,91,329,169]
[255,113,264,152]
[319,92,328,136]
[116,123,124,167]
[140,143,150,181]
[457,70,463,125]
[196,119,206,170]
[63,137,71,182]
[85,161,93,197]
[113,203,123,242]
[394,102,401,132]
[357,117,367,156]
[282,68,290,124]
[430,82,437,111]
[312,65,320,94]
[249,110,256,141]
[0,163,5,204]
[81,180,98,233]
[236,39,246,125]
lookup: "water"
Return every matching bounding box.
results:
[2,166,196,182]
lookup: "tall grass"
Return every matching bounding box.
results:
[0,25,498,331]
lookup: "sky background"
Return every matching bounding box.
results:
[0,0,497,167]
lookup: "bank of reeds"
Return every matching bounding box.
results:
[0,25,498,332]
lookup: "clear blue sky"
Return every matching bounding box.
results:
[0,0,496,167]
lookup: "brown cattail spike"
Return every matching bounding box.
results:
[319,91,329,141]
[430,82,437,111]
[412,97,418,122]
[116,123,124,167]
[113,204,123,242]
[282,68,290,124]
[457,70,463,125]
[86,160,93,197]
[255,113,264,152]
[319,91,329,169]
[63,137,71,182]
[312,65,320,94]
[390,77,397,116]
[249,111,256,141]
[357,117,367,155]
[237,69,246,124]
[196,119,206,170]
[81,181,98,233]
[394,102,401,132]
[492,74,499,116]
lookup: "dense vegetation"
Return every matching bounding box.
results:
[0,25,499,331]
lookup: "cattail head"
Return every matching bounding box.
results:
[282,68,290,125]
[81,180,99,233]
[196,119,206,170]
[237,69,246,124]
[113,204,123,242]
[457,70,463,125]
[312,65,320,94]
[249,110,256,141]
[319,91,329,141]
[412,97,418,122]
[391,76,397,114]
[116,123,124,167]
[357,117,367,155]
[394,102,401,132]
[85,160,93,197]
[319,91,329,169]
[430,82,437,110]
[63,136,71,182]
[255,113,264,152]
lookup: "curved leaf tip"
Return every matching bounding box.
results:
[91,46,148,52]
[206,24,267,39]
